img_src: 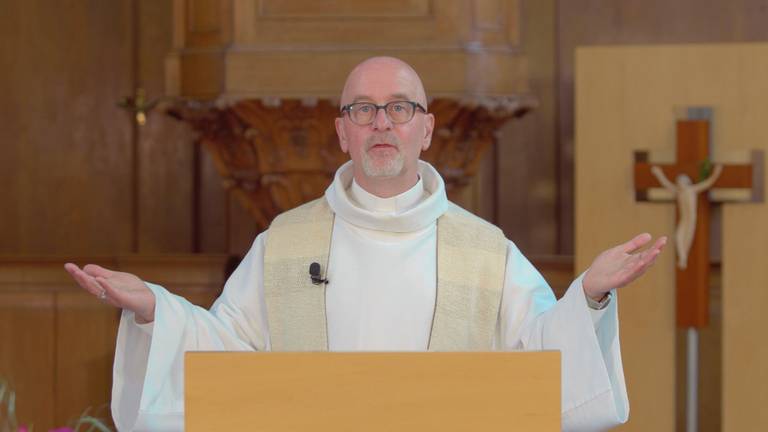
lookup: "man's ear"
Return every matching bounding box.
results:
[422,113,435,151]
[335,117,349,153]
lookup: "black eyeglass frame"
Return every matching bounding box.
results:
[340,100,427,125]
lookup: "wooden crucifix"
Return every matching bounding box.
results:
[633,119,762,328]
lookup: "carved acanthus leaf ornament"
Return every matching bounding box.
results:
[170,97,531,232]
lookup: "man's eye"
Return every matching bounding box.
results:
[358,105,373,113]
[391,103,406,112]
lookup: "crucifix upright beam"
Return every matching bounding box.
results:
[634,119,757,327]
[633,113,763,432]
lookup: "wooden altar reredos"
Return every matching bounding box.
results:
[166,0,534,229]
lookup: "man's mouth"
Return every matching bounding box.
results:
[370,143,397,150]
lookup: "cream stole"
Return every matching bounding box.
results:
[263,198,507,351]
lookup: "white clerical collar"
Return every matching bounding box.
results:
[348,177,425,214]
[324,160,449,233]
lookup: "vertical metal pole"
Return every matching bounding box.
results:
[686,327,699,432]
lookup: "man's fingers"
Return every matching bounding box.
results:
[95,277,122,307]
[622,233,653,254]
[66,263,104,297]
[83,264,116,278]
[651,236,668,253]
[628,247,662,278]
[640,245,662,265]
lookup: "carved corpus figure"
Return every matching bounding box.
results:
[650,164,723,269]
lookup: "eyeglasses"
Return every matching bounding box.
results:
[340,101,427,125]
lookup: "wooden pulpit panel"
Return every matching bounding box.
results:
[186,351,561,431]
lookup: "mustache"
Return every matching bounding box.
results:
[365,133,400,150]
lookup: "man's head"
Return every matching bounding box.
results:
[335,56,435,197]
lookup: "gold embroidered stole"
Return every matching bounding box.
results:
[263,198,507,351]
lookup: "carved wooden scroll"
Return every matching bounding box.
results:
[170,98,530,232]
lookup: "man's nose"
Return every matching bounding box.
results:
[372,107,393,130]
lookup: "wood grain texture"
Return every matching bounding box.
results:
[55,292,120,428]
[497,0,557,255]
[0,0,134,255]
[173,0,527,100]
[137,0,198,254]
[0,292,56,430]
[577,43,768,432]
[186,351,560,431]
[720,45,768,432]
[0,0,200,256]
[557,0,768,255]
[576,45,677,432]
[0,255,228,429]
[197,144,231,254]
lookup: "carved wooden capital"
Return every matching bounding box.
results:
[170,97,531,231]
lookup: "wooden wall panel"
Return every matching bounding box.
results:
[720,47,768,432]
[0,0,134,255]
[576,46,677,432]
[0,0,532,260]
[137,0,198,254]
[55,292,120,427]
[137,113,196,253]
[174,0,526,99]
[497,0,557,255]
[0,256,227,430]
[227,194,261,258]
[240,0,465,46]
[0,293,56,430]
[0,0,200,256]
[557,0,768,255]
[197,147,230,254]
[576,43,768,432]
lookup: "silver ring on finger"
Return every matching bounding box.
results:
[98,289,107,300]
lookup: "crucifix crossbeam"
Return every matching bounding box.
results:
[633,119,762,328]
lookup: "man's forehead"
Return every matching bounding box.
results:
[350,92,413,103]
[340,57,426,105]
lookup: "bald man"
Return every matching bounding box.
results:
[66,57,665,431]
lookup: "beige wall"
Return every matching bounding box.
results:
[557,0,768,254]
[576,43,768,432]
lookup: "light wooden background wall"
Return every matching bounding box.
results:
[2,1,768,431]
[4,1,768,258]
[577,43,768,432]
[0,256,226,430]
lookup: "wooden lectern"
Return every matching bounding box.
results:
[185,351,561,431]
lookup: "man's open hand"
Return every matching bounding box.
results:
[583,233,667,300]
[64,263,156,323]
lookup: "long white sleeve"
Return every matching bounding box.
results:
[111,234,270,432]
[497,241,628,432]
[109,162,629,432]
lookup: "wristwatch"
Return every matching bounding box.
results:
[586,291,613,310]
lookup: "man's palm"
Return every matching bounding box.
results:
[64,263,156,323]
[583,233,667,300]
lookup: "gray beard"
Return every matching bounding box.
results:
[361,150,405,177]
